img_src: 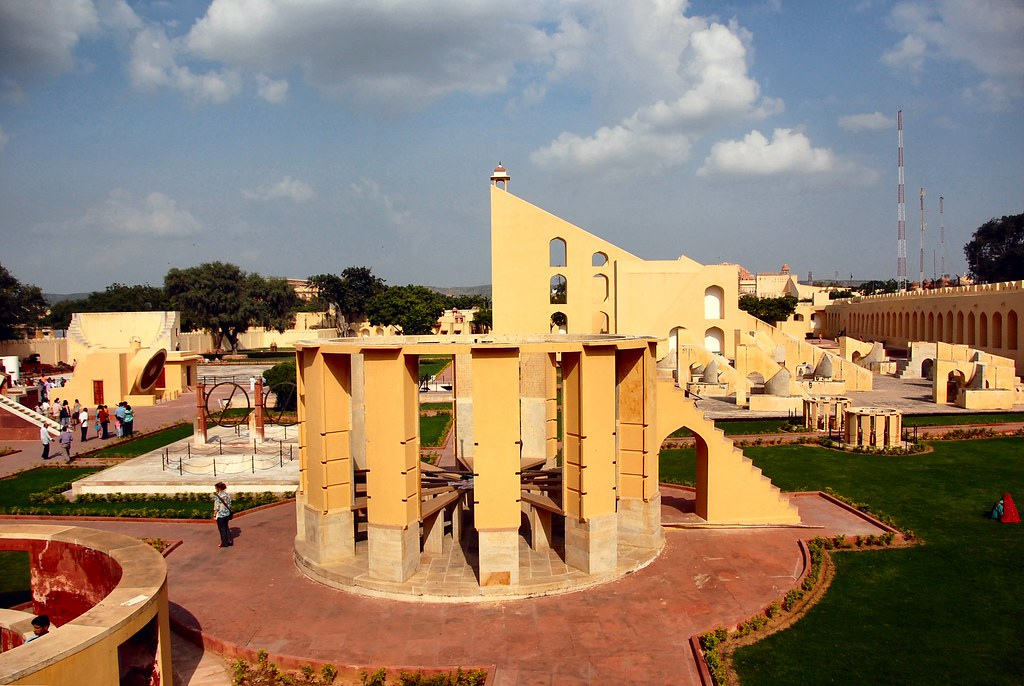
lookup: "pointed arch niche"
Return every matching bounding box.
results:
[704,285,725,320]
[549,238,567,268]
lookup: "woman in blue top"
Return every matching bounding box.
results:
[213,482,233,547]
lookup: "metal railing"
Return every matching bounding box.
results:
[162,440,295,476]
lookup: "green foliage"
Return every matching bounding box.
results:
[308,267,387,326]
[857,279,900,295]
[420,413,453,448]
[264,359,298,411]
[166,262,299,353]
[0,264,47,339]
[963,213,1024,283]
[828,289,855,299]
[45,282,169,329]
[85,423,194,459]
[470,308,491,332]
[361,668,388,686]
[366,285,448,335]
[737,294,798,324]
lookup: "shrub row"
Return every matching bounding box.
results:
[229,649,486,686]
[361,667,487,686]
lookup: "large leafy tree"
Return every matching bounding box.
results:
[738,294,799,324]
[365,285,448,335]
[46,283,169,329]
[165,262,299,353]
[964,213,1024,283]
[0,265,47,339]
[307,266,386,329]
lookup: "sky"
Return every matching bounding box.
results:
[1,0,1022,295]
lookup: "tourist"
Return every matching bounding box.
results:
[58,426,73,462]
[40,426,51,460]
[49,398,60,420]
[59,401,70,429]
[114,402,126,437]
[212,482,233,548]
[123,404,134,437]
[71,399,81,428]
[25,615,50,642]
[79,407,89,442]
[98,405,110,439]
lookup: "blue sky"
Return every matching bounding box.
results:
[1,0,1021,294]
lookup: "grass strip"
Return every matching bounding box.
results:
[83,423,194,459]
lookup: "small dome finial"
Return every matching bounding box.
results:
[490,163,510,190]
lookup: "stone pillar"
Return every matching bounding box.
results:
[253,377,265,442]
[454,353,473,466]
[472,347,522,586]
[194,381,207,444]
[615,344,662,550]
[562,344,619,574]
[530,506,553,551]
[294,349,356,564]
[363,348,421,582]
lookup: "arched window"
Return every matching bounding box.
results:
[550,274,567,304]
[592,274,609,302]
[592,252,608,267]
[593,311,609,334]
[1009,310,1018,350]
[550,311,568,334]
[967,311,976,346]
[549,238,566,267]
[704,285,725,320]
[956,311,964,344]
[992,312,1003,349]
[927,312,935,340]
[704,327,725,355]
[945,311,954,342]
[979,312,988,347]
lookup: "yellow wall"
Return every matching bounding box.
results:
[824,281,1024,375]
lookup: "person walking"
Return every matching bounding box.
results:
[97,405,109,439]
[79,407,89,442]
[212,482,233,548]
[58,426,73,462]
[40,426,51,460]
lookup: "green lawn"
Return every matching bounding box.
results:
[903,412,1024,427]
[716,439,1024,685]
[419,356,452,378]
[84,423,193,459]
[0,551,30,608]
[420,413,453,448]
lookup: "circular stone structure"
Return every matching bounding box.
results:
[843,407,903,450]
[803,396,852,433]
[292,334,665,600]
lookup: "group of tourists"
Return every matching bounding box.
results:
[39,399,136,462]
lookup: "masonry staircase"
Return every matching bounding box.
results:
[656,375,801,524]
[0,394,61,435]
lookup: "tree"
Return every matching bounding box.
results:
[365,285,448,335]
[857,279,900,296]
[472,308,492,333]
[829,289,855,300]
[964,213,1024,283]
[45,282,169,329]
[165,262,299,353]
[307,267,386,330]
[0,265,47,339]
[738,294,798,324]
[263,359,297,410]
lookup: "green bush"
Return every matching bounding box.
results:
[264,359,298,411]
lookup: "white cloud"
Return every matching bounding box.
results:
[257,74,289,104]
[0,0,98,100]
[698,128,836,177]
[76,189,202,237]
[839,111,895,132]
[347,178,412,231]
[884,0,1024,104]
[242,177,315,203]
[532,16,782,176]
[128,25,241,105]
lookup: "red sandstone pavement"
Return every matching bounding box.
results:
[8,488,887,685]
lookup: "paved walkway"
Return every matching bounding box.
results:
[10,488,886,685]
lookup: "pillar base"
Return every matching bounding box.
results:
[295,503,354,565]
[477,528,520,586]
[565,513,617,574]
[367,523,419,582]
[617,494,663,550]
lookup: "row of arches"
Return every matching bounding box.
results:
[834,308,1019,351]
[548,311,611,335]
